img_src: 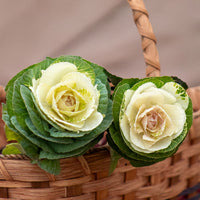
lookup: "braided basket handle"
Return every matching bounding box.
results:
[128,0,160,77]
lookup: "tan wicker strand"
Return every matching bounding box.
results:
[56,193,95,200]
[194,110,200,119]
[50,176,91,187]
[0,198,16,200]
[82,173,124,193]
[8,187,66,200]
[45,171,56,181]
[0,180,32,188]
[77,156,92,176]
[0,159,13,181]
[127,0,160,77]
[0,154,29,160]
[108,176,146,197]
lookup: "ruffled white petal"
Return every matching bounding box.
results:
[123,89,134,108]
[39,62,77,87]
[129,127,172,153]
[145,136,172,153]
[162,82,189,110]
[162,103,186,138]
[79,111,103,131]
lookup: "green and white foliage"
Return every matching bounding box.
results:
[2,56,113,174]
[107,76,193,172]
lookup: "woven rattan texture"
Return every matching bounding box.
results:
[128,0,160,77]
[0,85,200,200]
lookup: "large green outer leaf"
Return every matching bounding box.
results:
[38,159,60,175]
[25,117,72,144]
[5,58,55,116]
[112,83,130,129]
[112,78,140,99]
[2,104,39,160]
[19,139,39,160]
[11,116,55,153]
[83,59,111,97]
[83,58,123,87]
[96,79,108,115]
[185,98,193,131]
[39,133,104,160]
[2,104,19,134]
[4,58,56,136]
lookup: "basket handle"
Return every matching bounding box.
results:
[127,0,160,77]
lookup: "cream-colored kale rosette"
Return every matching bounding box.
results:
[107,77,193,170]
[2,56,113,174]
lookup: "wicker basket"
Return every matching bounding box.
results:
[1,0,200,199]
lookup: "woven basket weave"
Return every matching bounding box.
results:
[1,0,200,199]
